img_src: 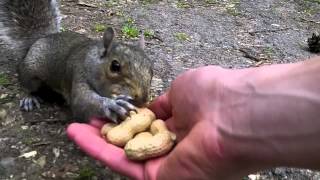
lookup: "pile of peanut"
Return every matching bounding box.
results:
[101,108,176,161]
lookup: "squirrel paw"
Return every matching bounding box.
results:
[20,96,41,111]
[102,95,136,123]
[115,95,137,112]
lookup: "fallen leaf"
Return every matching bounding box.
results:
[19,151,37,158]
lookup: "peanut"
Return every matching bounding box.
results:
[101,108,176,161]
[100,123,116,139]
[101,108,156,147]
[124,119,175,161]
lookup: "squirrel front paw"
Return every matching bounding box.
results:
[102,95,136,123]
[20,96,41,111]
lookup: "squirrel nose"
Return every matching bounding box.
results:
[132,91,149,107]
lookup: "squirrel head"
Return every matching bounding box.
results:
[87,27,153,107]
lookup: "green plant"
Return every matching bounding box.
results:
[75,167,95,180]
[176,1,193,8]
[122,24,139,38]
[143,29,155,38]
[225,0,241,16]
[126,17,135,24]
[104,0,117,7]
[263,47,275,58]
[305,0,320,4]
[115,10,125,17]
[121,18,140,39]
[295,0,320,15]
[93,24,106,32]
[174,32,191,41]
[140,0,157,4]
[60,26,66,32]
[0,74,9,86]
[205,0,217,5]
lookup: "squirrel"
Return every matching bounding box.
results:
[0,0,153,123]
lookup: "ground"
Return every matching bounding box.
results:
[0,0,320,179]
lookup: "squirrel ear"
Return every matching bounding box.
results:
[103,27,115,51]
[138,34,145,50]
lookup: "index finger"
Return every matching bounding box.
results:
[67,123,144,179]
[148,91,172,120]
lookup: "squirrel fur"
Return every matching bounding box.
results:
[0,0,153,123]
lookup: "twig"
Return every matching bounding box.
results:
[239,48,262,62]
[151,35,163,42]
[77,1,98,8]
[27,119,66,124]
[300,17,320,24]
[145,41,161,46]
[248,28,290,35]
[254,61,264,67]
[32,142,51,147]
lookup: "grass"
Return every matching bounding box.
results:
[104,0,117,7]
[121,18,140,39]
[176,0,219,7]
[263,47,275,58]
[144,29,155,38]
[174,32,191,41]
[205,0,218,5]
[60,26,67,32]
[305,0,320,4]
[75,167,96,180]
[140,0,158,4]
[93,24,106,32]
[176,1,193,8]
[22,137,38,146]
[122,24,139,39]
[0,73,10,86]
[296,0,320,15]
[225,0,241,16]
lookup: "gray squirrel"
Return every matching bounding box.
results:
[0,0,153,123]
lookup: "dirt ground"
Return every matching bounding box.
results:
[0,0,320,179]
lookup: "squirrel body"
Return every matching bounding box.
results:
[0,0,153,123]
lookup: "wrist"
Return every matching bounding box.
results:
[216,56,320,174]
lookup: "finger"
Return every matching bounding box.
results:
[33,97,41,109]
[67,123,101,136]
[109,104,128,120]
[116,95,134,101]
[89,118,106,129]
[148,92,172,120]
[108,112,119,124]
[21,98,28,111]
[164,117,175,132]
[163,117,186,142]
[19,99,24,108]
[116,99,136,111]
[26,98,33,111]
[103,107,119,124]
[67,123,144,179]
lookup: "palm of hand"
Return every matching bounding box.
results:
[67,66,236,180]
[67,117,216,180]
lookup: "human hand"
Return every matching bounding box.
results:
[68,58,320,179]
[67,66,255,180]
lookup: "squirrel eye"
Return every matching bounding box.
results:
[110,60,121,73]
